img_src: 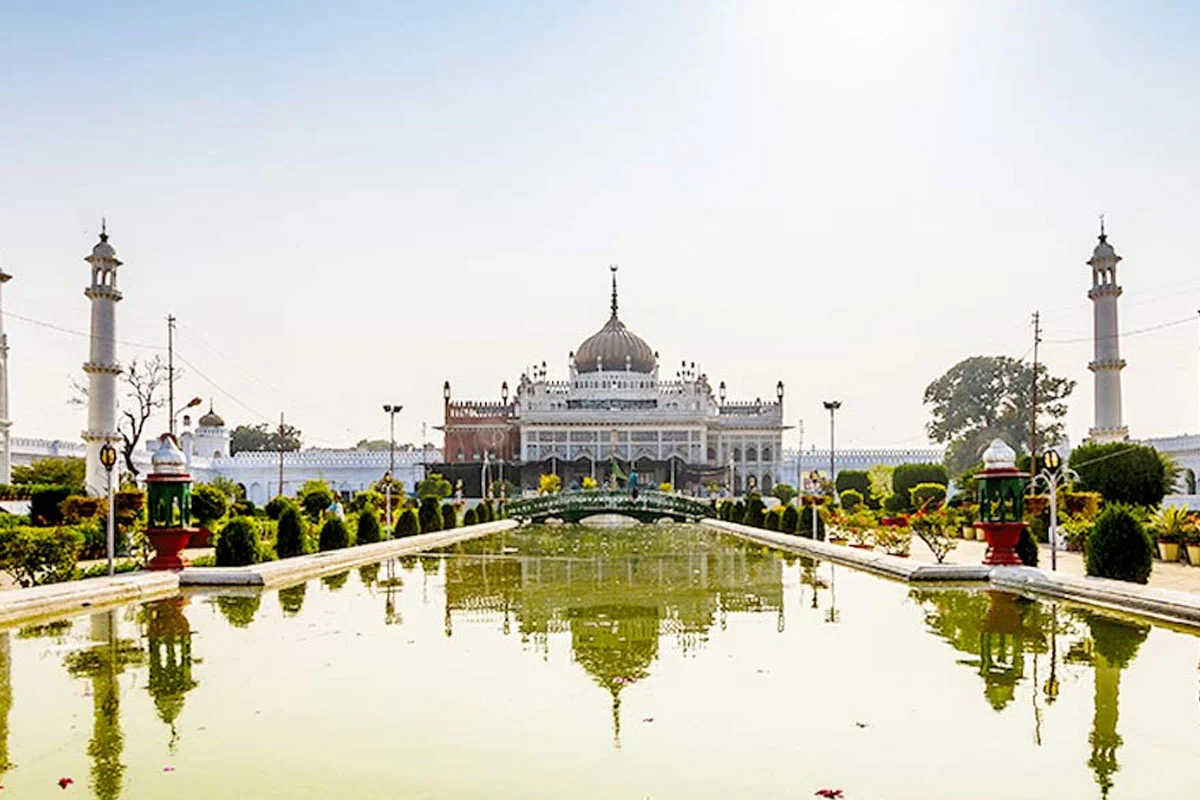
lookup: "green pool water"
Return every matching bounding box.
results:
[3,524,1199,799]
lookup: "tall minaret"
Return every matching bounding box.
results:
[82,223,123,496]
[0,262,11,484]
[1087,218,1128,443]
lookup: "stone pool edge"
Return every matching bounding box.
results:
[706,519,1200,629]
[0,571,180,628]
[179,519,517,588]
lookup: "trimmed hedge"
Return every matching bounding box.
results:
[891,464,949,512]
[910,483,947,510]
[31,486,72,526]
[396,508,420,537]
[419,497,443,533]
[463,507,478,526]
[781,504,799,533]
[356,508,382,544]
[764,507,781,531]
[835,470,872,498]
[0,526,83,586]
[441,503,458,530]
[839,489,863,510]
[799,505,825,539]
[741,495,766,528]
[275,505,308,558]
[1086,505,1153,584]
[264,496,294,521]
[319,516,351,551]
[216,517,261,567]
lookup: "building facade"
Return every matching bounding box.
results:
[440,269,786,494]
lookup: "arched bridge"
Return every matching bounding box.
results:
[506,490,716,524]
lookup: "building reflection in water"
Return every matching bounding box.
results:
[63,610,146,800]
[912,588,1154,799]
[439,527,784,746]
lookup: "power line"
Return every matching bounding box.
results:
[1042,315,1194,345]
[1,310,166,351]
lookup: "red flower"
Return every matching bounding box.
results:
[815,791,843,799]
[58,777,74,789]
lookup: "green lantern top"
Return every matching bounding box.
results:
[146,434,193,529]
[976,439,1026,524]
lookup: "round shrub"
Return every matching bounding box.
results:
[356,508,382,544]
[300,482,335,521]
[216,517,261,567]
[264,496,294,521]
[910,483,946,510]
[463,507,478,526]
[319,516,351,551]
[741,495,766,528]
[441,503,458,530]
[191,484,230,529]
[1086,505,1153,584]
[395,508,420,537]
[733,500,746,524]
[781,504,799,533]
[1017,527,1039,567]
[275,505,308,559]
[764,507,780,531]
[800,504,825,539]
[839,489,864,511]
[418,497,443,533]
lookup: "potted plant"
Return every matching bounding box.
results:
[1185,521,1200,568]
[1059,515,1090,552]
[846,509,876,548]
[1149,505,1190,563]
[824,507,848,545]
[875,524,913,557]
[958,504,978,540]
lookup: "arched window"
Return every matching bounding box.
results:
[762,446,772,461]
[732,447,741,462]
[746,446,758,461]
[706,446,716,462]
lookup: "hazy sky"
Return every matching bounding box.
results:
[2,1,1199,453]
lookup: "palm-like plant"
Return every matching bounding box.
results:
[1148,505,1196,544]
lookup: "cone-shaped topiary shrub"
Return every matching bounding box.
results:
[481,501,495,523]
[1086,504,1153,584]
[275,505,308,559]
[216,517,261,566]
[463,506,478,526]
[799,504,825,539]
[396,508,420,537]
[264,495,294,521]
[319,516,351,552]
[741,495,766,528]
[733,500,745,523]
[781,504,799,534]
[1017,527,1039,567]
[764,507,780,531]
[356,507,382,544]
[441,503,457,529]
[419,496,443,533]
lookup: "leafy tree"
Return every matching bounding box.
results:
[191,484,229,529]
[416,473,453,499]
[353,439,392,451]
[1069,443,1170,507]
[356,507,382,544]
[318,516,351,551]
[12,457,85,494]
[924,355,1075,475]
[418,496,443,533]
[771,483,797,506]
[1086,504,1153,584]
[891,464,949,513]
[275,505,308,558]
[215,517,261,567]
[297,479,334,521]
[229,422,302,454]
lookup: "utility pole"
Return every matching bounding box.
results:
[1030,311,1042,480]
[167,315,176,436]
[796,419,804,494]
[277,411,285,497]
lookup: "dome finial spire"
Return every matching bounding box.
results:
[609,264,619,318]
[99,217,108,243]
[1098,213,1106,242]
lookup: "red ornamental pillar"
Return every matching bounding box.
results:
[974,439,1026,567]
[144,434,198,571]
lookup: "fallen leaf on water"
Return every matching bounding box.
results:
[815,790,843,799]
[58,777,74,789]
[642,717,654,723]
[163,766,176,772]
[854,722,868,729]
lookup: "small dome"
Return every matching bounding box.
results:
[982,438,1017,470]
[197,405,225,428]
[152,434,188,475]
[87,227,120,264]
[1087,224,1121,268]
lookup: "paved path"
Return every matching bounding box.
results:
[908,535,1200,593]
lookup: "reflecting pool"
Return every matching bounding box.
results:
[3,524,1199,798]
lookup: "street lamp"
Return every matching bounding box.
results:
[99,442,117,576]
[1032,449,1077,572]
[383,404,402,537]
[809,470,822,540]
[823,401,841,501]
[173,396,202,431]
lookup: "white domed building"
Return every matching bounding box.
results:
[441,268,787,494]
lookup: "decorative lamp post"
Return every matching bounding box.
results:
[144,434,197,570]
[718,381,726,405]
[823,400,840,502]
[1032,449,1078,572]
[383,404,402,537]
[809,470,822,540]
[99,442,117,576]
[975,438,1027,566]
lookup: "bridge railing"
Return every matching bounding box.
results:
[507,489,715,520]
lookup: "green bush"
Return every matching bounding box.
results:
[892,464,949,512]
[215,517,262,567]
[839,489,864,510]
[264,496,294,521]
[416,473,453,499]
[910,483,947,510]
[30,486,72,526]
[1070,442,1170,507]
[771,484,797,506]
[356,508,382,544]
[298,480,335,521]
[396,508,420,537]
[418,497,443,533]
[781,504,799,533]
[733,500,745,523]
[480,501,495,523]
[191,484,230,529]
[350,490,384,513]
[1017,527,1039,567]
[1086,505,1153,584]
[764,507,780,531]
[319,516,351,551]
[463,507,478,526]
[275,505,308,558]
[835,470,872,501]
[232,499,257,517]
[441,503,458,530]
[0,526,83,586]
[741,494,766,528]
[799,505,825,539]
